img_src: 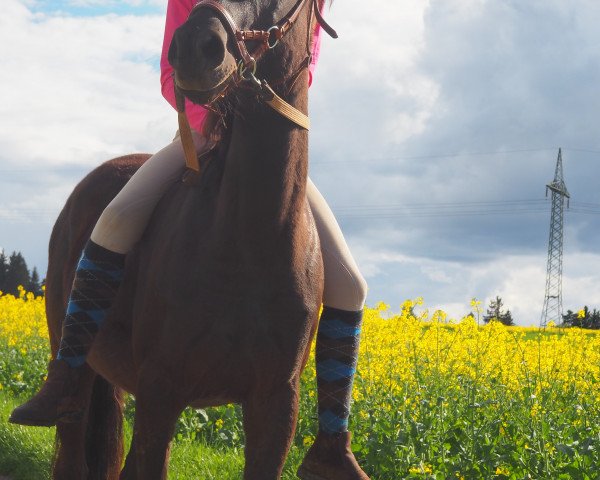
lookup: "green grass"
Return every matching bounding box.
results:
[1,392,310,479]
[5,297,600,479]
[0,395,54,480]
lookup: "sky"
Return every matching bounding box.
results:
[1,0,599,325]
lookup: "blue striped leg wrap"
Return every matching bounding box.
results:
[315,306,363,434]
[57,240,125,367]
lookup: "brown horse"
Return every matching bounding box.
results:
[45,0,329,478]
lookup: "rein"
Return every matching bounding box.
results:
[175,0,337,174]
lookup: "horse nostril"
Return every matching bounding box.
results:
[197,32,225,68]
[169,18,228,76]
[202,35,222,58]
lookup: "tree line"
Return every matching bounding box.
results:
[3,253,598,327]
[562,307,600,330]
[0,251,43,297]
[478,296,599,330]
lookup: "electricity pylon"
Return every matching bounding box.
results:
[540,148,570,327]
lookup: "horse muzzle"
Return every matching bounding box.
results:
[168,14,237,101]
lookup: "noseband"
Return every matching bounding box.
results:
[175,0,337,175]
[191,0,337,74]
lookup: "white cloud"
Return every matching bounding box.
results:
[1,0,599,322]
[354,244,600,325]
[310,0,439,152]
[0,0,172,170]
[0,0,174,269]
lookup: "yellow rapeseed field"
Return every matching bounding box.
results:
[2,289,600,478]
[357,299,600,403]
[0,286,47,349]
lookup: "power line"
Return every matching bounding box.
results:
[311,148,558,166]
[310,147,599,166]
[562,148,600,155]
[3,198,600,222]
[331,199,600,220]
[1,146,598,175]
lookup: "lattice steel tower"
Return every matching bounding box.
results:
[540,148,570,327]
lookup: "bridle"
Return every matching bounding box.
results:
[175,0,337,174]
[192,0,337,74]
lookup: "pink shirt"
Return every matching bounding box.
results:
[160,0,322,132]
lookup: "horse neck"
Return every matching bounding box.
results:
[216,77,310,245]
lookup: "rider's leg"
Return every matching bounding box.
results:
[89,131,206,254]
[298,178,370,480]
[9,132,206,427]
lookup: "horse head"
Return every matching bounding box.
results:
[168,0,334,108]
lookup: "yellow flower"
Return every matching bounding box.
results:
[5,288,600,479]
[495,466,510,475]
[409,464,432,475]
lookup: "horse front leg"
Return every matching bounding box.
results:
[132,363,184,479]
[242,378,300,479]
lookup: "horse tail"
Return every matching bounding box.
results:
[50,376,124,479]
[84,376,125,480]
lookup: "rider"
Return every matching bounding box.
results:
[10,1,369,478]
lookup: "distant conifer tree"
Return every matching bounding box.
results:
[28,266,43,297]
[0,251,7,293]
[4,251,31,296]
[483,296,515,326]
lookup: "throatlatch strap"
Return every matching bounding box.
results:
[175,85,200,173]
[261,82,310,130]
